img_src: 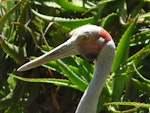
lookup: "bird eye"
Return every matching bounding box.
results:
[79,32,91,41]
[96,37,105,44]
[82,35,89,41]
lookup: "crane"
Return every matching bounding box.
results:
[17,25,116,113]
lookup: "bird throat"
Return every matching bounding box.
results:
[82,52,99,61]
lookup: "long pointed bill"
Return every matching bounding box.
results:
[17,40,79,71]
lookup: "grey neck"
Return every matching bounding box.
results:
[75,40,115,113]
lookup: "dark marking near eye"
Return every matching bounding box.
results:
[82,52,99,61]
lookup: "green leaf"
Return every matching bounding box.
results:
[104,101,150,109]
[130,1,144,18]
[138,12,150,24]
[0,35,27,64]
[43,56,92,87]
[130,29,150,46]
[0,1,22,32]
[111,74,128,101]
[101,13,118,28]
[118,0,127,25]
[112,17,138,72]
[10,74,78,90]
[43,60,63,74]
[30,55,89,91]
[84,0,114,15]
[73,56,93,83]
[132,78,150,96]
[40,48,89,91]
[132,62,150,84]
[56,60,88,91]
[127,42,150,64]
[55,0,87,12]
[31,9,95,29]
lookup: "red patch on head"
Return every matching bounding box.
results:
[99,28,112,42]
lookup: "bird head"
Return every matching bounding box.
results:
[17,25,112,71]
[70,25,112,60]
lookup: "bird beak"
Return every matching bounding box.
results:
[17,39,79,71]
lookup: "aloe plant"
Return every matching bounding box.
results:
[0,0,150,113]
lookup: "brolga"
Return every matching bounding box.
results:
[17,25,116,113]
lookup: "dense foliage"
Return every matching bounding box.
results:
[0,0,150,113]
